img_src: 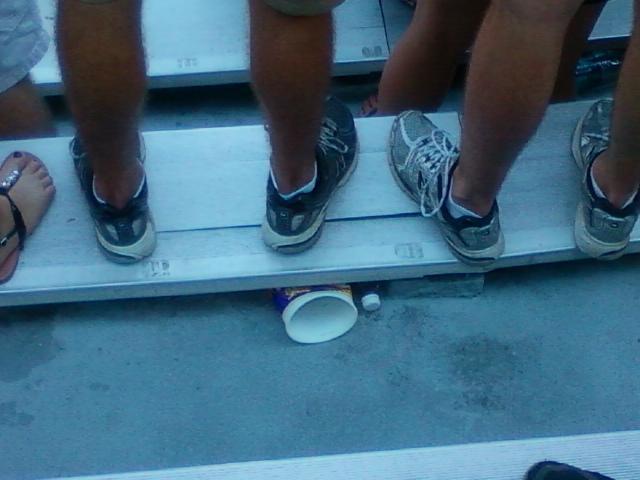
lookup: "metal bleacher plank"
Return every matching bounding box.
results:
[32,0,389,95]
[2,101,640,307]
[45,430,640,480]
[382,0,633,52]
[0,114,460,235]
[590,0,635,46]
[379,0,413,53]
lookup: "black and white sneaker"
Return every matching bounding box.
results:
[71,137,156,264]
[525,461,615,480]
[572,99,639,260]
[262,96,358,253]
[388,111,504,266]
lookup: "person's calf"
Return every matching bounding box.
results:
[0,77,54,140]
[375,0,489,115]
[57,0,146,209]
[495,0,584,26]
[250,0,336,195]
[591,1,640,207]
[456,0,583,216]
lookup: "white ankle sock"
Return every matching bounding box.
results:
[446,180,482,219]
[93,173,146,205]
[271,163,318,201]
[590,167,635,209]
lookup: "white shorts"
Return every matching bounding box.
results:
[0,0,49,93]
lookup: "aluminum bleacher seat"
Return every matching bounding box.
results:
[32,0,632,94]
[32,0,389,94]
[591,0,634,46]
[2,101,639,307]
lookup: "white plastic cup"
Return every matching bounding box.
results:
[273,285,358,344]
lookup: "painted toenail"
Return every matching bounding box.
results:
[12,151,23,158]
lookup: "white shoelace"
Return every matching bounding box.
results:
[402,129,459,217]
[263,119,348,156]
[319,118,349,155]
[318,118,349,172]
[585,131,610,143]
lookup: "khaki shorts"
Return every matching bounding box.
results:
[263,0,346,16]
[0,0,49,93]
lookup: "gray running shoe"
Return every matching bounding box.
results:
[71,136,156,264]
[572,99,639,260]
[388,111,504,266]
[262,96,358,253]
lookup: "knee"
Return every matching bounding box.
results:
[262,0,344,16]
[494,0,583,25]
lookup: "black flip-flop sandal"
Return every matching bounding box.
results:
[0,169,27,284]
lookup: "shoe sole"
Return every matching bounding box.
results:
[571,114,629,261]
[574,202,627,261]
[444,229,505,268]
[388,119,504,268]
[262,142,359,254]
[95,217,157,264]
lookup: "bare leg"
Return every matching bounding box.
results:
[453,0,584,216]
[592,0,640,207]
[249,0,332,194]
[0,76,54,140]
[377,0,489,115]
[553,0,608,101]
[57,0,145,209]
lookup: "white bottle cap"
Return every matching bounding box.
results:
[361,293,381,312]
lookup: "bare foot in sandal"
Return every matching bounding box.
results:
[0,151,55,284]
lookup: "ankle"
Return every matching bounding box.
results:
[592,152,640,208]
[450,168,495,217]
[93,162,145,209]
[271,159,317,196]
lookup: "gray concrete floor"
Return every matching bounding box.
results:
[1,77,637,479]
[1,258,639,479]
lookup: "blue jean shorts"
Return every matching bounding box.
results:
[0,0,49,93]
